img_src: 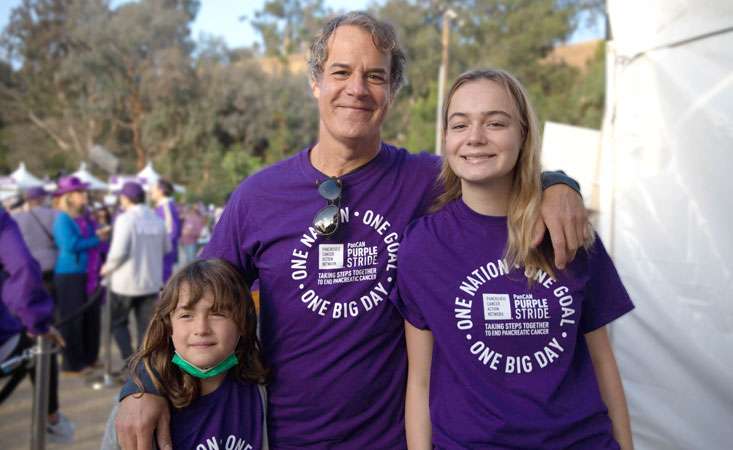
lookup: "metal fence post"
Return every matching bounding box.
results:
[89,288,123,389]
[30,335,50,450]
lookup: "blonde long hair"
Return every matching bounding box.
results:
[130,259,268,408]
[433,68,553,277]
[55,191,85,217]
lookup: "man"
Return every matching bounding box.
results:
[0,206,74,443]
[116,12,588,450]
[149,179,181,282]
[101,182,170,361]
[11,186,58,293]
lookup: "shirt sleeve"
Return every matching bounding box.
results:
[100,401,123,450]
[164,227,172,255]
[541,170,581,195]
[53,213,100,253]
[0,211,54,335]
[413,152,443,217]
[389,222,430,330]
[200,183,259,287]
[580,236,635,333]
[104,215,132,272]
[118,361,161,400]
[170,202,182,243]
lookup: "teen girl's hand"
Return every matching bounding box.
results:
[115,394,172,450]
[532,184,589,269]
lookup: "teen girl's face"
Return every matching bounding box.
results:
[444,79,523,188]
[170,287,240,369]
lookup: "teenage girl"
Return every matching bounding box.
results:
[103,259,268,450]
[393,69,634,449]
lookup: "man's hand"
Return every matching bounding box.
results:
[115,394,171,450]
[96,225,111,240]
[532,184,589,269]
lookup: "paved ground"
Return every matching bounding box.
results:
[1,338,130,449]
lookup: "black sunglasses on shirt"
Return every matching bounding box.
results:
[313,177,342,236]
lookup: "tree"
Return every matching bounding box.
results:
[0,0,108,165]
[0,0,201,171]
[252,0,329,59]
[372,0,605,151]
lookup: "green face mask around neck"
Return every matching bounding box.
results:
[171,352,238,379]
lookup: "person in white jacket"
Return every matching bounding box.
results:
[101,181,170,361]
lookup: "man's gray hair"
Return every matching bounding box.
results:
[307,11,407,95]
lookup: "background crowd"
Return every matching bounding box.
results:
[0,174,217,444]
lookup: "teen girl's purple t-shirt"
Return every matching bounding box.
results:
[201,144,441,449]
[170,374,263,450]
[392,199,634,450]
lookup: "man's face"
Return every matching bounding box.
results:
[119,195,132,210]
[311,25,393,146]
[150,185,162,202]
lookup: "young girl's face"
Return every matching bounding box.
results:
[444,79,523,187]
[170,286,240,369]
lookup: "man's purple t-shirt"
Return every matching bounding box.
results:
[170,374,263,450]
[392,199,634,450]
[201,144,440,449]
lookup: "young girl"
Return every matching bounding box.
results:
[102,259,268,450]
[392,69,634,449]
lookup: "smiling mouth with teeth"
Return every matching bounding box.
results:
[461,154,496,160]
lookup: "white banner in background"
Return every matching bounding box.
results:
[603,1,733,449]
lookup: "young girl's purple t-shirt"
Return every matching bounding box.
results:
[170,374,263,450]
[201,144,441,449]
[392,199,634,450]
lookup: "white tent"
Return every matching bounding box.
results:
[0,176,18,202]
[136,161,160,190]
[541,122,601,210]
[107,174,138,193]
[10,162,44,189]
[601,1,733,448]
[107,162,186,195]
[135,161,186,193]
[72,161,109,191]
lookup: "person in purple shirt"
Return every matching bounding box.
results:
[393,69,634,449]
[115,12,589,450]
[151,179,181,282]
[74,206,107,366]
[101,259,267,450]
[0,207,76,443]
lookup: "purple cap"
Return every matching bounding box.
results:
[54,176,89,196]
[24,186,48,200]
[120,181,144,200]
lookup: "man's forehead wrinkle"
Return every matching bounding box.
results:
[326,25,391,65]
[327,61,388,73]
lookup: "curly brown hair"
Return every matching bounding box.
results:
[130,259,268,408]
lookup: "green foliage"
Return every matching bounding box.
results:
[252,0,328,58]
[0,0,606,202]
[221,146,264,191]
[378,0,604,151]
[563,40,605,128]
